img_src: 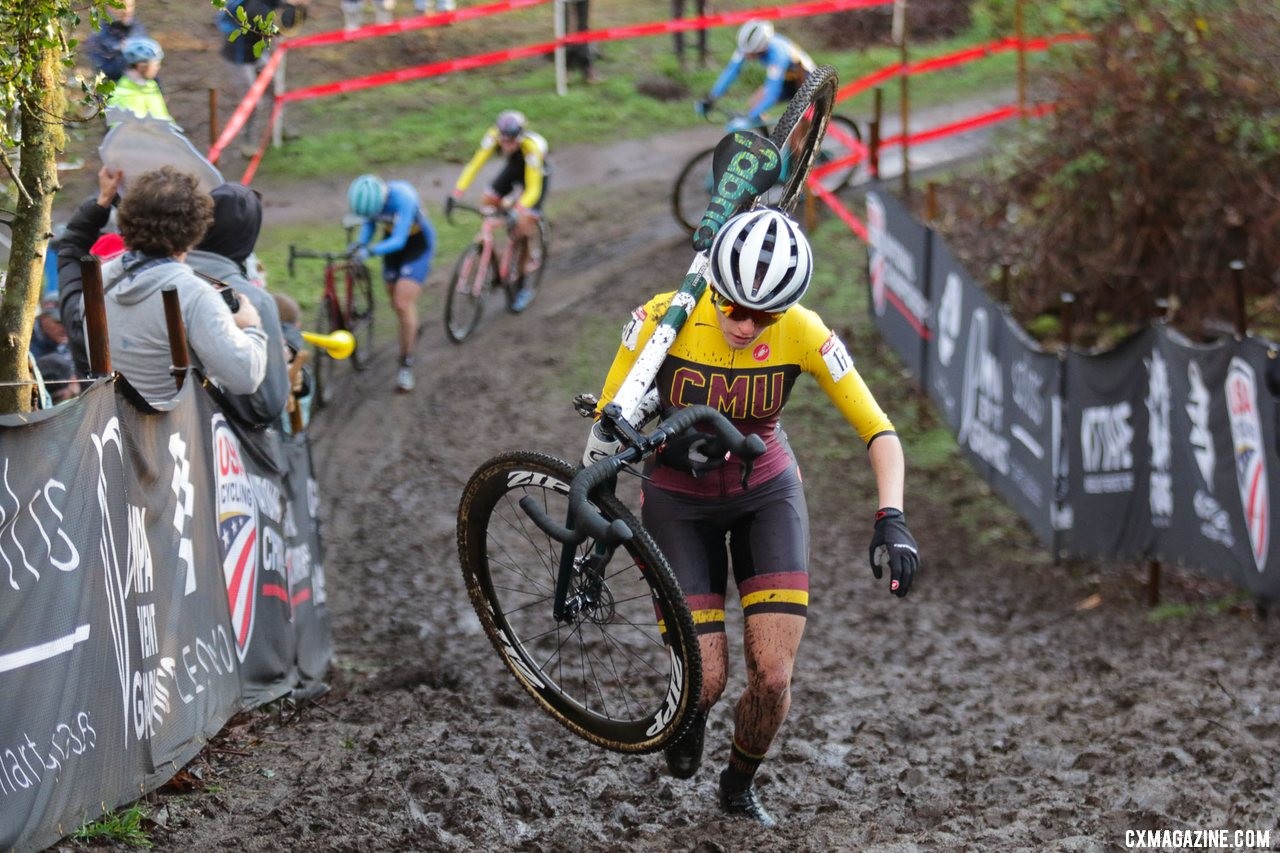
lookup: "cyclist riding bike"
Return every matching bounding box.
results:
[347,173,437,393]
[696,20,816,132]
[448,110,550,313]
[583,209,920,827]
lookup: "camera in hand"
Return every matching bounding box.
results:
[218,286,241,312]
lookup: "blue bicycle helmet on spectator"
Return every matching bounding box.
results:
[121,36,164,65]
[496,110,526,139]
[348,174,389,218]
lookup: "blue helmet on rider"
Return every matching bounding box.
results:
[709,208,812,313]
[348,174,389,219]
[122,36,164,65]
[736,20,774,55]
[496,110,526,140]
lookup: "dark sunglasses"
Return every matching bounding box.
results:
[710,291,784,327]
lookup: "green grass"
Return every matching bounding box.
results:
[72,804,152,848]
[255,8,1042,184]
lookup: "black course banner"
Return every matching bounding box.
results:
[1061,328,1158,559]
[0,378,333,851]
[1,381,241,853]
[926,235,1059,545]
[865,187,931,380]
[1156,334,1279,596]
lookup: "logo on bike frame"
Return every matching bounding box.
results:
[693,132,782,251]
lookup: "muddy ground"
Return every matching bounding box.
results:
[52,6,1280,853]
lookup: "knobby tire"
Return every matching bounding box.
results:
[311,295,338,411]
[815,114,863,193]
[444,242,490,344]
[457,451,702,754]
[347,262,375,371]
[758,65,839,215]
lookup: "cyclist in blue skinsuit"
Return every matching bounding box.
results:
[696,20,816,128]
[348,174,437,393]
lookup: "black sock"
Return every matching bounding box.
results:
[721,738,765,792]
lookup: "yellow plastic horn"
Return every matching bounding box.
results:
[301,329,356,360]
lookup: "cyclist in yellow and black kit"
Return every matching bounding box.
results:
[584,209,920,827]
[449,110,549,312]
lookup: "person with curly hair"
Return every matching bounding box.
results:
[101,166,268,405]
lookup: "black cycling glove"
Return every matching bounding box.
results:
[868,508,918,598]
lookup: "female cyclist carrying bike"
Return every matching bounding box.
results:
[448,110,550,312]
[583,209,920,827]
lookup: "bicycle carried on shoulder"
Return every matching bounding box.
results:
[671,66,863,235]
[442,200,550,344]
[287,245,375,410]
[457,65,839,754]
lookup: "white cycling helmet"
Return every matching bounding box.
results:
[736,20,774,55]
[709,208,813,313]
[348,174,388,218]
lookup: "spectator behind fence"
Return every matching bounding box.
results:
[29,297,72,362]
[565,0,600,84]
[672,0,710,69]
[85,0,147,83]
[217,0,310,158]
[187,183,292,428]
[105,36,176,126]
[36,354,82,406]
[101,166,267,405]
[56,166,127,378]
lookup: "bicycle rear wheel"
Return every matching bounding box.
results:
[757,65,839,215]
[457,451,702,753]
[444,243,492,343]
[311,295,338,410]
[506,218,550,314]
[671,147,716,235]
[347,262,375,371]
[814,114,863,193]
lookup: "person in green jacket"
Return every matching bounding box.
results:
[106,36,175,126]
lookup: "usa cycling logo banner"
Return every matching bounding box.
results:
[212,413,259,660]
[1226,359,1270,572]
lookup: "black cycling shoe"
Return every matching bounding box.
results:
[663,710,707,779]
[718,770,777,828]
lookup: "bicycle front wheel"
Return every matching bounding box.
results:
[444,243,491,343]
[671,147,716,235]
[311,295,338,410]
[758,65,839,215]
[814,114,863,193]
[457,451,702,754]
[347,262,375,371]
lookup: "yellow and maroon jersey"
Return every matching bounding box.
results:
[597,289,895,497]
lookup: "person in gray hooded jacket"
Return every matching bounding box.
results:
[102,166,267,405]
[187,182,290,427]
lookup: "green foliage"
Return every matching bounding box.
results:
[72,804,153,848]
[933,0,1280,344]
[0,0,113,151]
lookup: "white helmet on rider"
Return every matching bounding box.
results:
[736,20,774,55]
[709,208,813,313]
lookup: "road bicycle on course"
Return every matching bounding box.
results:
[456,66,838,754]
[442,200,550,344]
[287,244,375,410]
[671,65,862,235]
